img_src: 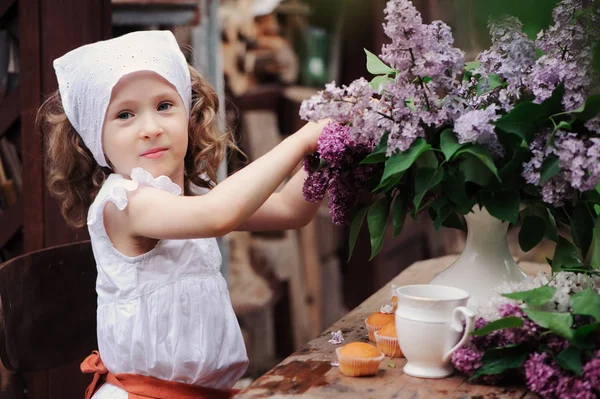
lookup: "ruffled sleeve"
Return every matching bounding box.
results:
[87,167,182,238]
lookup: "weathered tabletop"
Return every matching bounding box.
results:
[237,255,549,399]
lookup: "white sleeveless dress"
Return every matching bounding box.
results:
[87,168,248,398]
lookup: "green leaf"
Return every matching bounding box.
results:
[571,202,594,259]
[539,155,561,185]
[471,316,524,336]
[499,141,529,178]
[361,132,389,164]
[520,203,557,241]
[392,194,407,237]
[372,170,405,193]
[571,94,600,122]
[413,168,444,210]
[589,217,600,269]
[519,216,547,252]
[552,236,583,273]
[494,101,548,144]
[459,155,493,186]
[370,75,393,91]
[442,211,466,231]
[367,197,391,260]
[555,346,582,375]
[429,197,452,230]
[523,309,574,340]
[364,48,395,75]
[480,191,520,225]
[573,322,600,347]
[553,120,572,132]
[347,204,369,261]
[470,345,528,379]
[440,129,464,161]
[415,148,439,168]
[477,73,505,95]
[571,288,600,322]
[455,145,501,182]
[444,171,476,214]
[502,285,557,307]
[465,60,480,71]
[405,98,417,112]
[380,138,431,184]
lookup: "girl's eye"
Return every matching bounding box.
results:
[117,111,133,120]
[158,102,172,111]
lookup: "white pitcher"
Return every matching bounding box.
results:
[395,284,475,378]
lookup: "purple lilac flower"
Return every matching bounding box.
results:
[522,131,600,206]
[471,317,504,350]
[496,303,540,345]
[585,116,600,134]
[451,347,483,376]
[556,378,595,399]
[543,335,570,354]
[302,167,330,204]
[380,0,463,128]
[302,122,378,224]
[524,351,598,399]
[583,351,600,393]
[524,352,565,398]
[526,0,598,110]
[453,104,503,157]
[478,16,536,104]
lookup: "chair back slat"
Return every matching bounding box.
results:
[0,241,97,372]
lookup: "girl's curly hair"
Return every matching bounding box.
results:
[38,65,240,228]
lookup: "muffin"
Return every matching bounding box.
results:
[374,322,403,358]
[365,312,395,342]
[335,342,385,377]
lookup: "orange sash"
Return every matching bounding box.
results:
[81,351,239,399]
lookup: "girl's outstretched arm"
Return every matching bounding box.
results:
[233,167,319,231]
[107,120,328,241]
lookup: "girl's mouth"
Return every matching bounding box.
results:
[141,148,168,158]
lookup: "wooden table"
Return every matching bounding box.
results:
[237,255,549,399]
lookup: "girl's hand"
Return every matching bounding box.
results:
[299,119,330,155]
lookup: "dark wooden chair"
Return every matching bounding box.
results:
[0,241,97,399]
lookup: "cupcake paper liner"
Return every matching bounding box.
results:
[374,330,404,358]
[335,347,385,377]
[365,318,383,342]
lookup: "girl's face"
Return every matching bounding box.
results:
[102,71,189,187]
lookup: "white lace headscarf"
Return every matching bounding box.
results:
[53,30,192,168]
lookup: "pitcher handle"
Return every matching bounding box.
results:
[442,306,476,362]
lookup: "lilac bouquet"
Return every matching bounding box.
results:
[300,0,600,262]
[451,271,600,398]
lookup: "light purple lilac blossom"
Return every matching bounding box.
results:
[328,330,344,344]
[478,17,536,92]
[526,0,599,110]
[522,131,600,206]
[453,104,503,157]
[300,0,600,226]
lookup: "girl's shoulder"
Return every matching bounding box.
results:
[87,168,182,237]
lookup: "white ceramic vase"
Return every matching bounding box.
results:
[429,206,527,309]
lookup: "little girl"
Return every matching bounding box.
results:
[38,31,326,399]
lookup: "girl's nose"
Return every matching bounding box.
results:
[139,114,163,139]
